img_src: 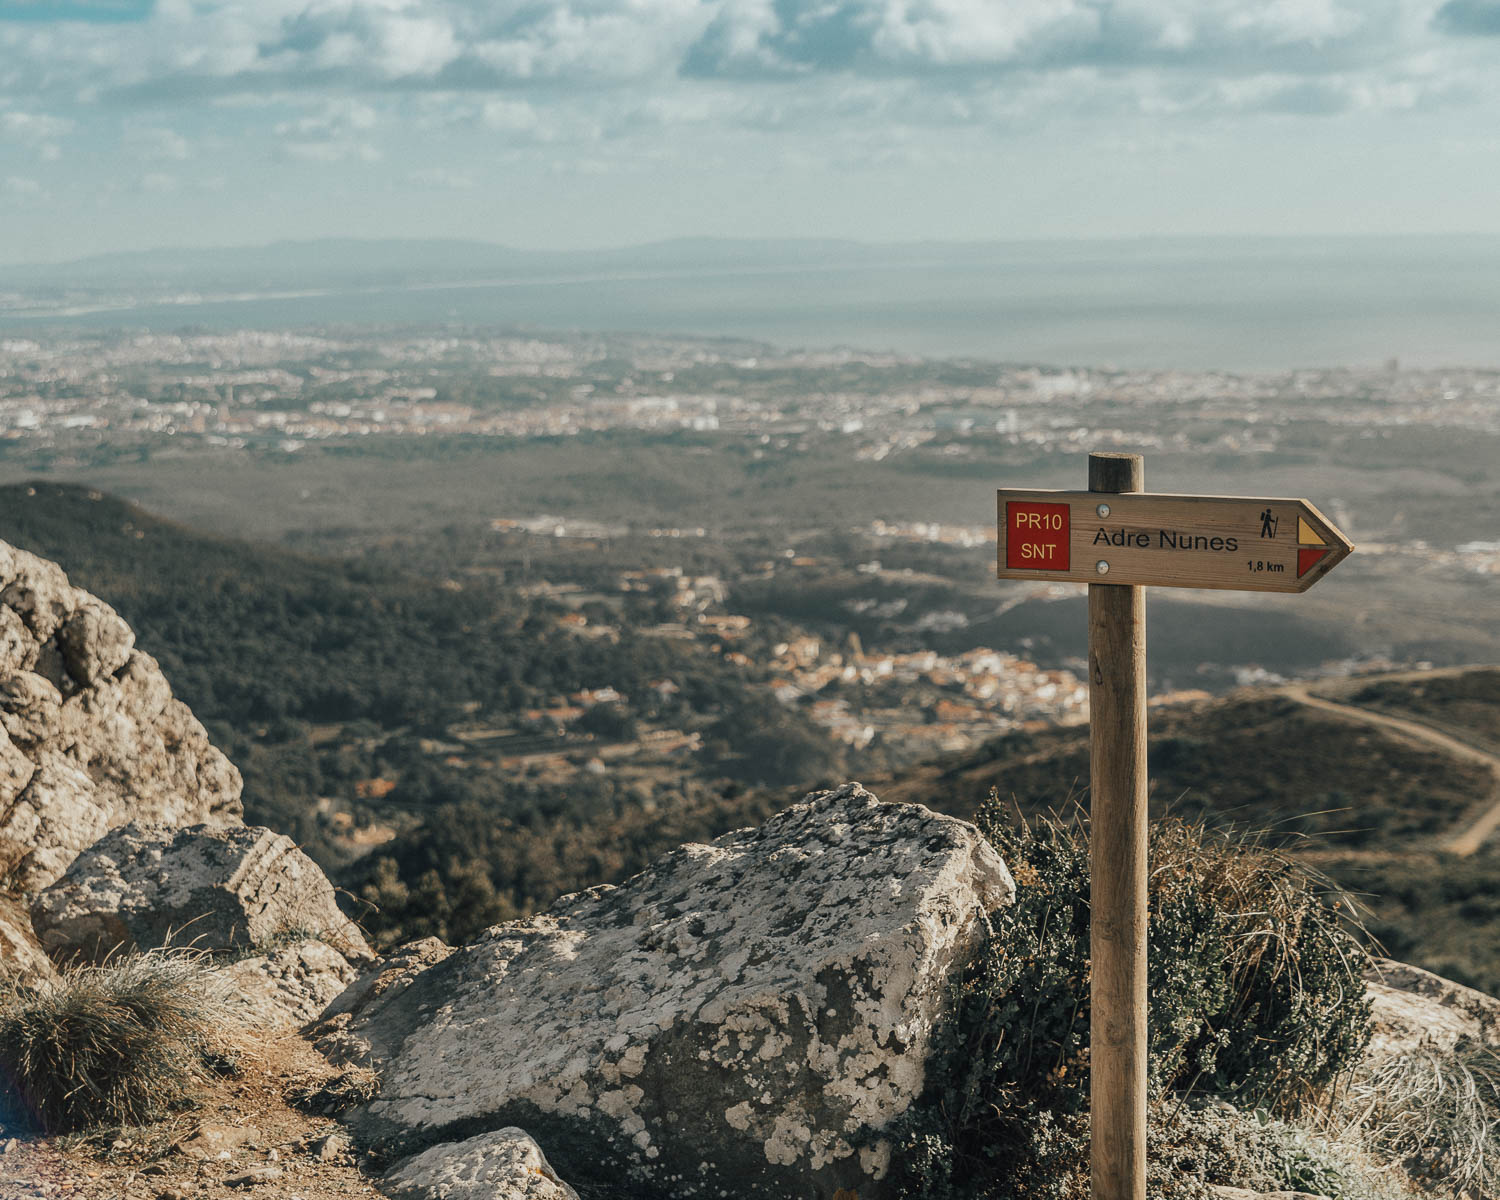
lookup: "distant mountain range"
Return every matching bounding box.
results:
[10,233,1500,370]
[10,233,1500,293]
[0,237,921,292]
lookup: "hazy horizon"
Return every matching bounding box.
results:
[10,229,1500,272]
[7,233,1500,372]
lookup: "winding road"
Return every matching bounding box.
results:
[1282,682,1500,857]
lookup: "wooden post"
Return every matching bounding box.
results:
[1088,451,1148,1200]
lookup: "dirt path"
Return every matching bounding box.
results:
[1283,684,1500,857]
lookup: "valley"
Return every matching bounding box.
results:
[1,328,1495,985]
[0,476,1494,992]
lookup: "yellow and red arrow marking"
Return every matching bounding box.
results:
[1297,515,1330,578]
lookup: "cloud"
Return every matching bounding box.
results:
[0,1,1455,102]
[0,0,1490,181]
[272,98,381,162]
[276,139,382,163]
[274,98,378,139]
[2,174,43,195]
[408,165,473,187]
[125,124,190,160]
[1432,0,1500,34]
[1,110,74,141]
[681,0,1405,77]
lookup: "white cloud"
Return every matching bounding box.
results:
[408,166,474,188]
[3,175,44,197]
[481,98,539,133]
[277,139,382,163]
[125,125,190,160]
[1,110,75,142]
[274,99,379,139]
[0,0,1491,197]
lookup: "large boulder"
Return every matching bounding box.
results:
[0,541,242,890]
[30,822,372,965]
[327,783,1014,1200]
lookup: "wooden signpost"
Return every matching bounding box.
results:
[995,453,1354,1200]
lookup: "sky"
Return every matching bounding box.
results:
[2,0,1500,264]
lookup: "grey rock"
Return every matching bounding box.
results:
[1214,1189,1330,1200]
[334,782,1014,1200]
[174,1123,259,1160]
[0,608,37,677]
[1363,956,1500,1060]
[0,671,63,748]
[309,937,453,1060]
[56,602,134,686]
[0,728,35,814]
[0,897,54,983]
[0,549,76,642]
[384,1129,579,1200]
[31,822,372,964]
[215,939,364,1029]
[307,1131,351,1163]
[225,1166,284,1187]
[0,541,242,890]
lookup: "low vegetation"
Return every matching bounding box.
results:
[0,950,227,1133]
[889,794,1376,1200]
[1349,1044,1500,1197]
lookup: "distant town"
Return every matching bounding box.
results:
[3,324,1498,802]
[3,327,1498,465]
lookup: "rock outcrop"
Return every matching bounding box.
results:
[30,823,372,965]
[1364,956,1500,1059]
[384,1128,580,1200]
[215,939,367,1029]
[0,541,241,890]
[0,894,54,982]
[325,783,1014,1200]
[311,937,453,1057]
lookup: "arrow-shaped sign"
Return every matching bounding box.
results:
[995,490,1354,593]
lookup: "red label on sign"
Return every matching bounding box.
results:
[1006,501,1070,571]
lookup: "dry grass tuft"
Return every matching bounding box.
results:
[0,948,227,1133]
[1344,1044,1500,1198]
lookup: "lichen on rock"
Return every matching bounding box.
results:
[327,782,1014,1200]
[383,1128,580,1200]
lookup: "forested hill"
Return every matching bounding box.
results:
[0,483,833,920]
[0,482,687,734]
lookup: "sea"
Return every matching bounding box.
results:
[5,236,1500,372]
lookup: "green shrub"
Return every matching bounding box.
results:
[0,950,225,1133]
[888,793,1374,1199]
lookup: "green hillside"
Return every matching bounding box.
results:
[877,676,1500,994]
[0,483,835,941]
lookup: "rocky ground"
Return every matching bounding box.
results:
[1,1031,377,1200]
